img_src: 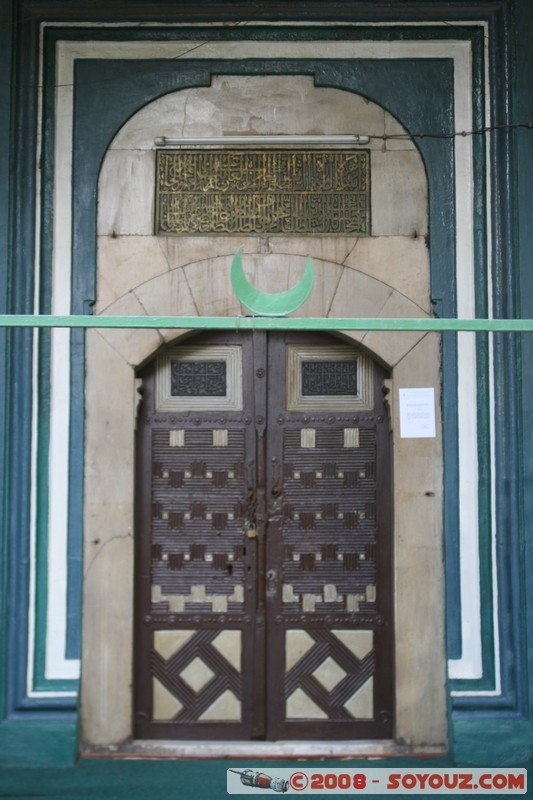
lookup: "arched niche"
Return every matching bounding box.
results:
[81,75,445,754]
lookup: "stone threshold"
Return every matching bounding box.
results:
[83,740,448,760]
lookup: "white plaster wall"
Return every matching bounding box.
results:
[81,76,446,751]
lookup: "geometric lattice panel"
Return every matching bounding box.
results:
[280,422,378,616]
[151,629,242,722]
[150,426,247,614]
[284,629,375,721]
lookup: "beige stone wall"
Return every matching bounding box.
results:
[81,76,446,750]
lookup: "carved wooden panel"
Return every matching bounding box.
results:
[286,345,374,411]
[155,345,243,412]
[152,630,242,723]
[279,425,378,616]
[150,427,247,615]
[284,629,375,721]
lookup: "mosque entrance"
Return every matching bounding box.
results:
[134,330,393,740]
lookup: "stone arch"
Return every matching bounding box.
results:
[97,252,432,370]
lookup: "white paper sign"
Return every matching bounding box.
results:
[399,387,436,438]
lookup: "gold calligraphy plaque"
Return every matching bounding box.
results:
[155,149,370,236]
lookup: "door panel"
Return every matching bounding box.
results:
[134,331,392,740]
[134,333,262,739]
[265,333,393,739]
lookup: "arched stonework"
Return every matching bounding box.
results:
[81,76,445,752]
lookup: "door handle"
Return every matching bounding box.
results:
[266,569,277,581]
[270,484,282,497]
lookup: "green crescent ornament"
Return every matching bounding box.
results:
[230,247,314,316]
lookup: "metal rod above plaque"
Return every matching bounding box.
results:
[155,149,370,236]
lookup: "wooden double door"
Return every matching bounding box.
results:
[134,331,393,740]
